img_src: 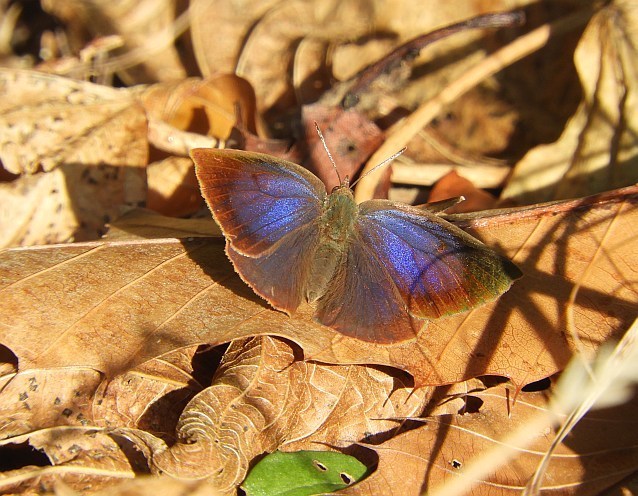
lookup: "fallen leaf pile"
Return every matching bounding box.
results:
[1,1,637,495]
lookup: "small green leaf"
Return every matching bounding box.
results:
[242,450,368,496]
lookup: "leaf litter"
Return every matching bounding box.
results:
[0,1,637,495]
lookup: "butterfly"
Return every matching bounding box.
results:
[191,142,521,344]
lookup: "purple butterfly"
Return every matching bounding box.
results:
[192,144,520,343]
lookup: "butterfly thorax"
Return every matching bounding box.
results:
[321,185,358,242]
[306,185,358,302]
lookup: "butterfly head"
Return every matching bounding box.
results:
[331,176,351,193]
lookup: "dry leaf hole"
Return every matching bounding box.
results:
[521,376,552,392]
[0,442,51,471]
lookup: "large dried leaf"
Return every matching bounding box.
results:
[119,337,425,492]
[0,69,148,174]
[1,187,635,388]
[342,388,638,496]
[503,0,638,203]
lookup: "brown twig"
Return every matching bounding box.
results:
[342,11,525,108]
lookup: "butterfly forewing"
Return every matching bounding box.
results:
[193,149,326,257]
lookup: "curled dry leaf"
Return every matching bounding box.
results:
[0,188,635,389]
[341,387,638,496]
[92,345,208,436]
[140,75,260,141]
[0,69,148,175]
[504,0,638,203]
[121,336,425,492]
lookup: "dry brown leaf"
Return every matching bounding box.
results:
[103,208,221,241]
[140,75,260,140]
[428,170,498,213]
[0,162,147,248]
[119,336,425,492]
[0,168,78,247]
[41,0,186,84]
[146,156,202,217]
[0,368,103,438]
[503,0,638,203]
[342,387,638,496]
[0,69,148,175]
[0,187,635,389]
[0,428,138,494]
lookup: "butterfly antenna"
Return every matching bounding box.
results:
[314,122,342,184]
[350,147,406,188]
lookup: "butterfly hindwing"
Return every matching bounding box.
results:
[315,233,420,343]
[357,201,520,319]
[227,222,321,314]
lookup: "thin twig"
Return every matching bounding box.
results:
[342,11,525,108]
